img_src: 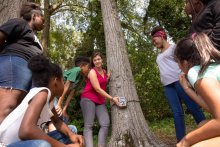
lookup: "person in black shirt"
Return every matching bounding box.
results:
[0,2,45,123]
[184,0,220,50]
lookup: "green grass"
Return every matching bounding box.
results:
[148,111,212,146]
[79,111,212,146]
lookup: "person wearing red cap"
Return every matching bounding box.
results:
[151,26,206,142]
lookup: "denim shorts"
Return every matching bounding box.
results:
[47,125,77,144]
[0,55,32,92]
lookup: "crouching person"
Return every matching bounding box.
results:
[0,55,83,147]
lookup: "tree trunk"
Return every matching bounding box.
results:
[41,0,50,56]
[0,0,27,24]
[100,0,167,146]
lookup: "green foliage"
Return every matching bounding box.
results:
[48,22,78,69]
[116,0,172,120]
[127,37,171,120]
[46,0,193,122]
[75,0,106,57]
[148,0,191,41]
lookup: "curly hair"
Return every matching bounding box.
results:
[28,55,62,87]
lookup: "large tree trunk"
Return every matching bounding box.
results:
[41,0,50,56]
[100,0,167,146]
[0,0,27,24]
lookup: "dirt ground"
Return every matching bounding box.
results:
[154,132,176,147]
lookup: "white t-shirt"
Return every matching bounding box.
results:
[0,87,54,145]
[156,44,181,86]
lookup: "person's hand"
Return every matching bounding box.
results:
[112,96,120,106]
[55,105,63,116]
[179,73,191,90]
[69,134,84,147]
[176,138,190,147]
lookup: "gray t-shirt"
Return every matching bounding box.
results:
[156,44,181,86]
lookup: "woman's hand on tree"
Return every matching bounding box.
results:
[112,96,120,106]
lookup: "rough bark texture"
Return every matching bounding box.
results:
[41,0,50,55]
[100,0,167,146]
[0,0,27,25]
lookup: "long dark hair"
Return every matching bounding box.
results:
[175,33,220,74]
[28,55,63,87]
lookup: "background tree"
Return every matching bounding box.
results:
[0,0,197,145]
[100,0,167,146]
[0,0,27,24]
[147,0,190,41]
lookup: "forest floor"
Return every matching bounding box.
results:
[90,112,211,146]
[149,112,211,147]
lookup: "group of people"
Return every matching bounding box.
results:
[151,0,220,146]
[0,2,120,147]
[1,0,220,147]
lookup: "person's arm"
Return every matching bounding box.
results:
[62,89,75,119]
[51,108,84,146]
[18,90,67,147]
[56,81,71,115]
[88,69,119,105]
[0,31,7,52]
[177,78,220,146]
[179,74,210,112]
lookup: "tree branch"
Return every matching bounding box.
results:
[120,12,148,41]
[49,0,64,15]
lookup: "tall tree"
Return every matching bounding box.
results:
[41,0,63,55]
[100,0,167,146]
[0,0,27,24]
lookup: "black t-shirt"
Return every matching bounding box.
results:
[190,0,220,50]
[0,18,43,61]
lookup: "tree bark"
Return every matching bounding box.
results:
[0,0,27,24]
[41,0,50,56]
[100,0,167,146]
[41,0,63,55]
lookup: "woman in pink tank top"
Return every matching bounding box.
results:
[80,52,119,147]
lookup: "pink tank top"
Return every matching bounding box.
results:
[81,68,107,104]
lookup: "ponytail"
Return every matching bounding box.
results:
[175,33,220,75]
[194,33,220,74]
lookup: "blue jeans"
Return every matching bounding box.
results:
[47,125,77,144]
[164,81,205,142]
[7,140,51,147]
[0,55,32,92]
